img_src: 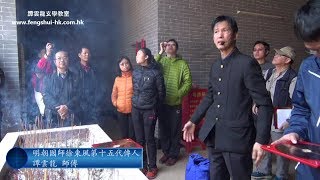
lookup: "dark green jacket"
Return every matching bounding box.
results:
[155,54,192,105]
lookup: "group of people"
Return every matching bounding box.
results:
[24,0,320,179]
[111,39,192,179]
[183,0,320,179]
[32,43,99,127]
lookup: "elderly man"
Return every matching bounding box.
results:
[252,46,297,180]
[42,51,79,127]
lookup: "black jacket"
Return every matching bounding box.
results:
[132,62,165,110]
[42,70,79,113]
[70,62,99,123]
[71,62,98,108]
[191,48,273,153]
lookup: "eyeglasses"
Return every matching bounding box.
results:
[275,53,290,59]
[166,43,176,47]
[56,57,68,62]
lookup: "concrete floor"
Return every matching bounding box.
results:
[102,117,297,180]
[155,148,296,180]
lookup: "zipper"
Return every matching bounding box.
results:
[137,67,145,106]
[125,76,127,112]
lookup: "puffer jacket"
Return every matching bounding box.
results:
[155,54,192,106]
[111,71,133,113]
[132,62,165,110]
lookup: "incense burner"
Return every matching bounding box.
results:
[0,124,146,180]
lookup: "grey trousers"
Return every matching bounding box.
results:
[254,131,290,179]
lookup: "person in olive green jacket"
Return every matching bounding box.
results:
[155,39,192,166]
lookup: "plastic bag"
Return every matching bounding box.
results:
[185,153,210,180]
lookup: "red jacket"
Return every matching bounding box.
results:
[32,57,53,92]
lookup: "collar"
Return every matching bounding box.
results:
[57,70,68,78]
[272,67,289,76]
[219,47,239,65]
[121,71,132,77]
[165,54,181,62]
[81,63,91,72]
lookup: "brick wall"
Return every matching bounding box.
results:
[120,0,158,64]
[0,0,20,136]
[0,0,19,91]
[158,0,306,88]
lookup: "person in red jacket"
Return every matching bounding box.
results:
[111,56,135,140]
[32,42,55,116]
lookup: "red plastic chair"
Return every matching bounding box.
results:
[181,88,207,153]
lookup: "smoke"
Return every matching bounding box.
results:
[1,0,122,136]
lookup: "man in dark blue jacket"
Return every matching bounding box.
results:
[273,0,320,179]
[70,47,99,125]
[42,51,79,128]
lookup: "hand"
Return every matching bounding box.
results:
[182,121,196,142]
[252,142,265,166]
[45,43,54,57]
[272,132,300,145]
[252,103,258,115]
[279,121,289,130]
[35,73,44,79]
[56,105,69,119]
[159,42,167,55]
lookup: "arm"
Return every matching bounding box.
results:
[154,54,163,62]
[111,78,118,107]
[190,65,214,125]
[156,71,166,103]
[65,76,79,112]
[37,57,49,70]
[183,65,214,142]
[284,69,309,141]
[42,76,60,110]
[178,63,192,98]
[155,42,166,62]
[244,60,273,145]
[289,77,297,99]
